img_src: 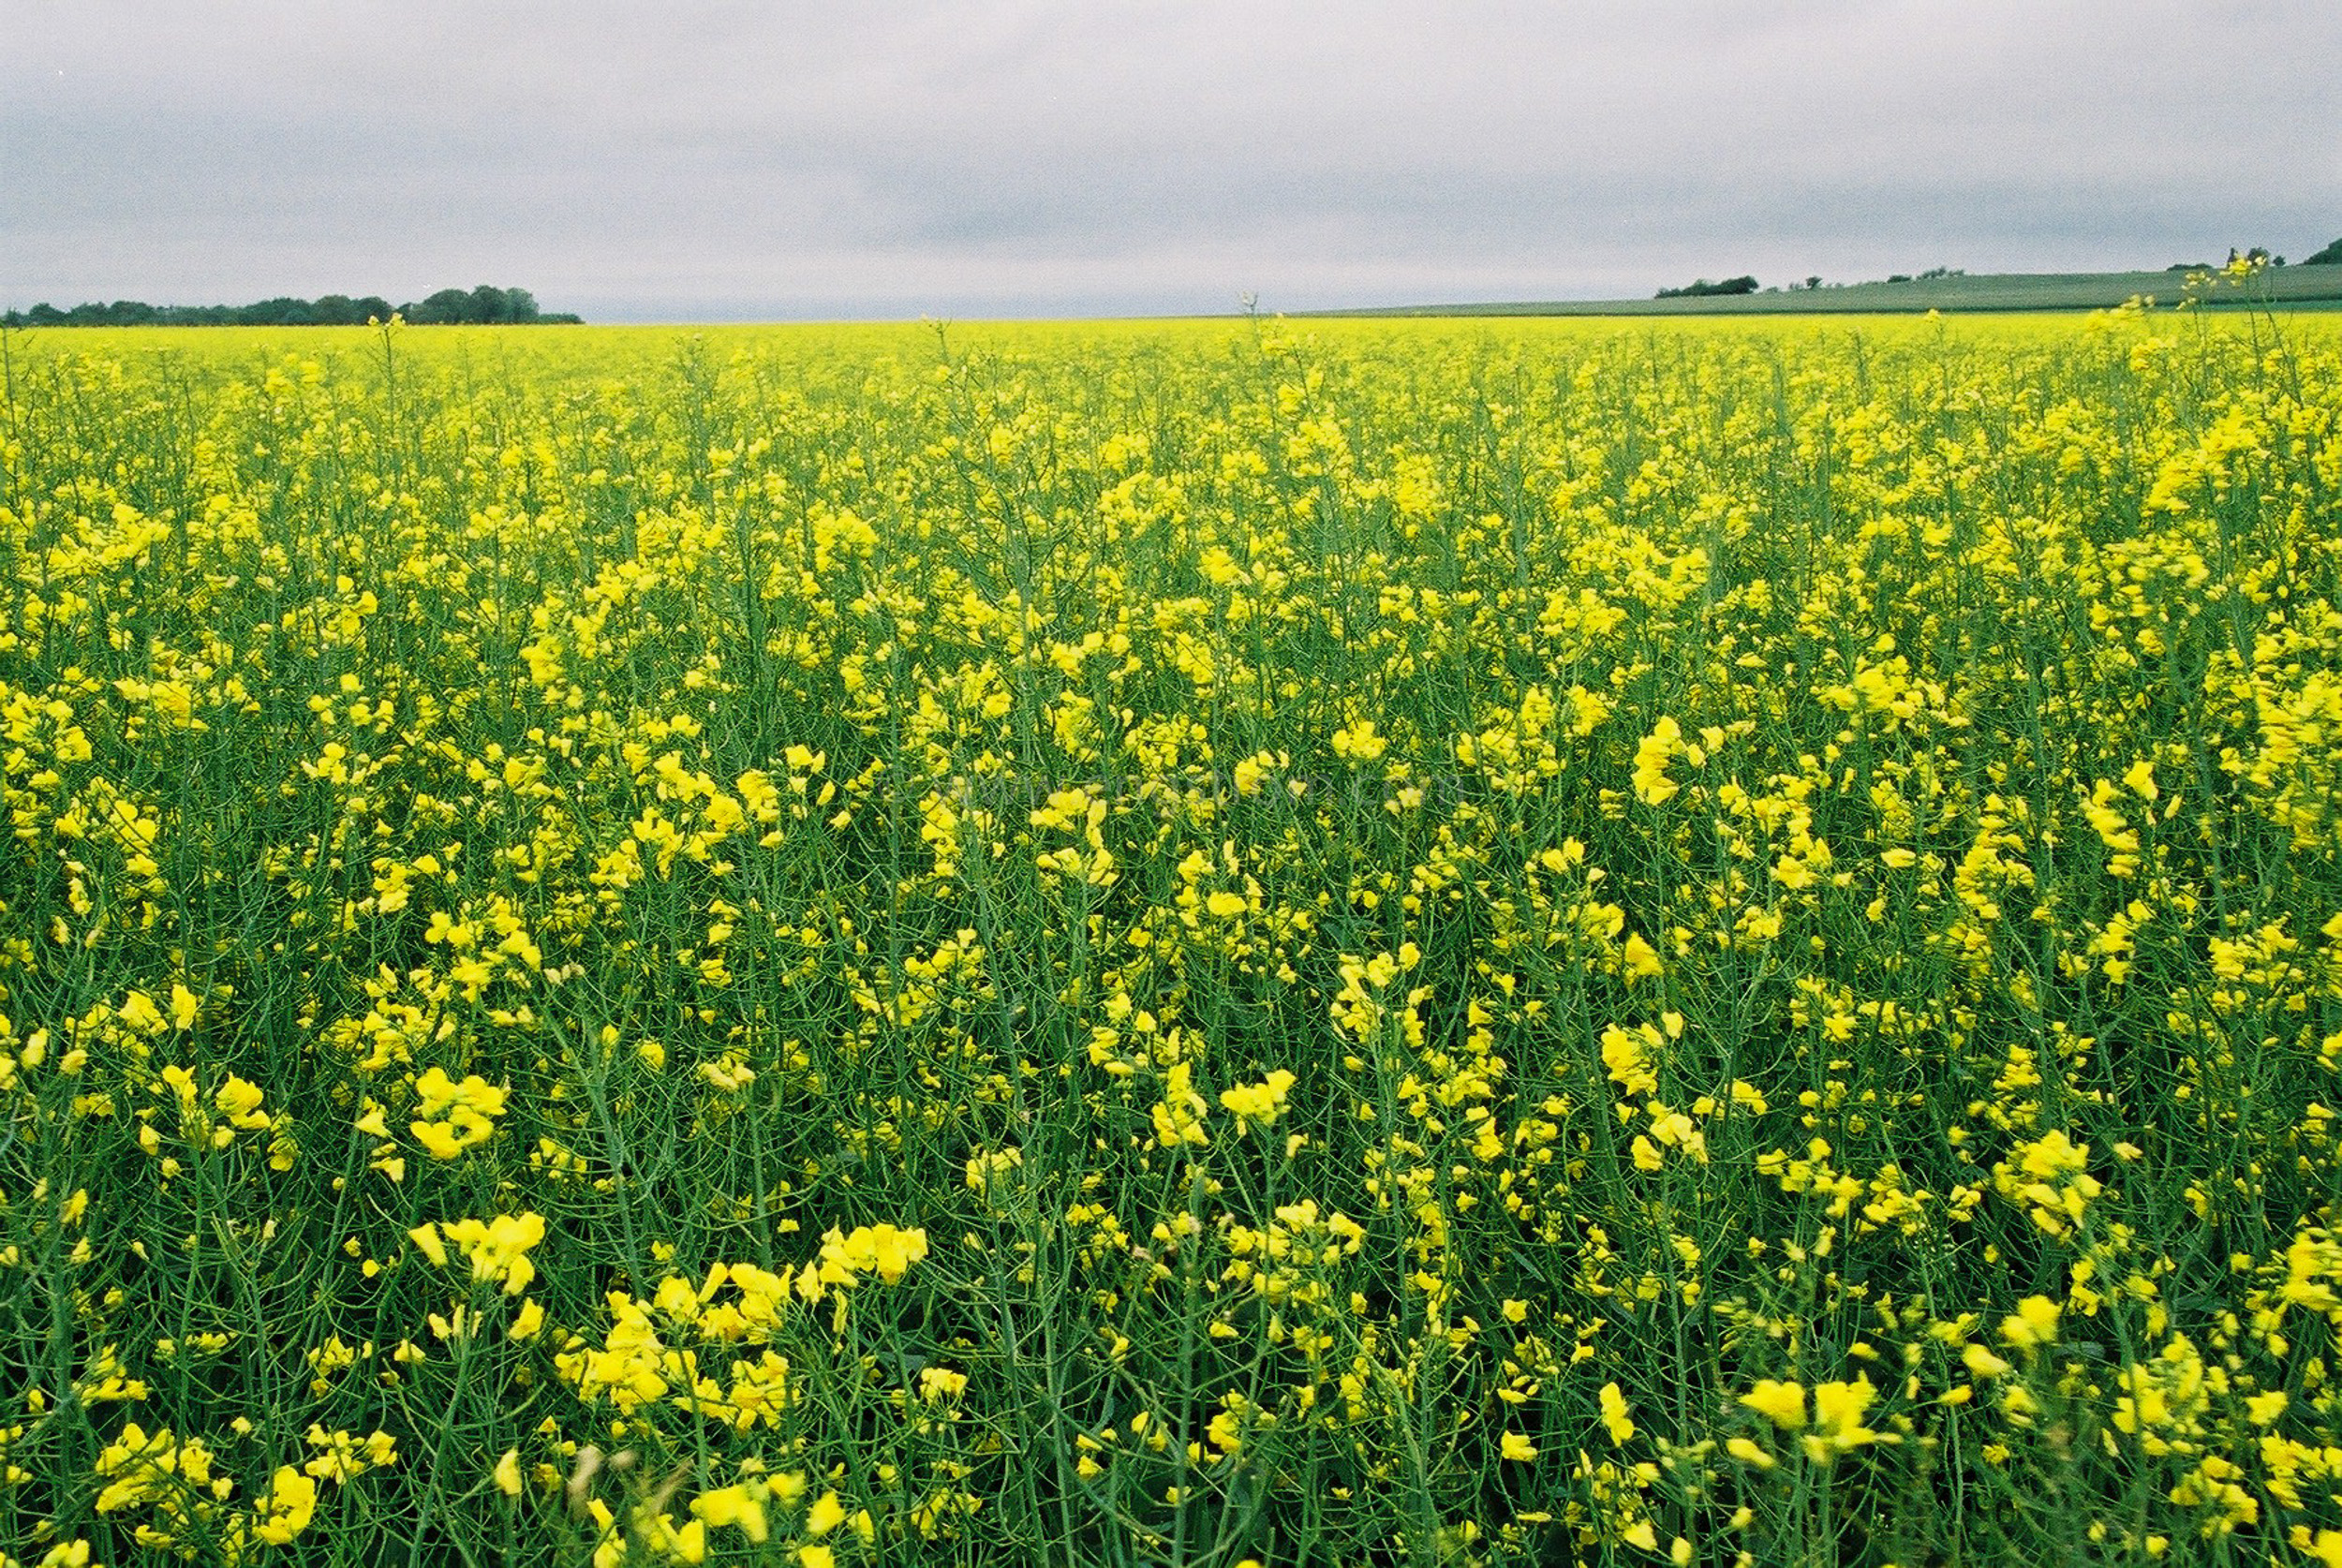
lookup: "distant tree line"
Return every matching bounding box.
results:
[2168,247,2291,272]
[2,286,580,328]
[2301,237,2342,267]
[1655,275,1759,299]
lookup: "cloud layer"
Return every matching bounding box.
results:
[6,0,2337,318]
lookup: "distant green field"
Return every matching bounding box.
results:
[1327,261,2342,317]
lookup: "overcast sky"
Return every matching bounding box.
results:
[5,0,2337,319]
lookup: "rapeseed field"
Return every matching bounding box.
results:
[1,307,2338,1565]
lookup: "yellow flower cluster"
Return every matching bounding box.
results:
[406,1065,510,1159]
[408,1212,547,1294]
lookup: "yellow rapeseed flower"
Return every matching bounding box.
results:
[1999,1295,2061,1352]
[1739,1379,1806,1429]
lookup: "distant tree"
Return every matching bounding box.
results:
[402,288,474,325]
[1805,276,1822,290]
[398,286,544,325]
[2302,236,2342,266]
[1655,275,1759,299]
[245,297,319,326]
[467,285,513,324]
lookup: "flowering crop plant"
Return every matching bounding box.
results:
[0,304,2339,1565]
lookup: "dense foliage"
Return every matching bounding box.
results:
[0,309,2338,1566]
[1653,278,1759,299]
[2,288,577,329]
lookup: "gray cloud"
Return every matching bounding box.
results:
[5,0,2337,317]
